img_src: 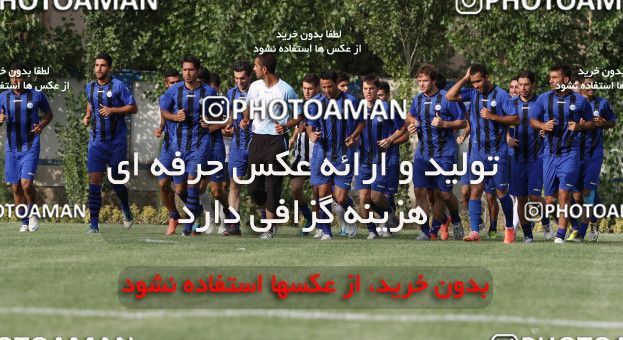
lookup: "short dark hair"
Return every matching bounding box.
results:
[163,68,179,79]
[232,60,252,76]
[549,64,572,80]
[181,55,201,70]
[469,64,489,77]
[302,73,320,87]
[209,72,221,87]
[9,62,28,73]
[378,81,390,95]
[319,70,338,83]
[336,71,350,84]
[95,52,113,67]
[197,67,209,82]
[361,74,380,88]
[255,53,277,74]
[517,70,536,84]
[511,76,519,82]
[416,64,438,81]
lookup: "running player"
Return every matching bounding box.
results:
[529,64,595,244]
[0,62,54,232]
[446,64,519,243]
[567,76,616,242]
[82,52,138,234]
[407,64,466,241]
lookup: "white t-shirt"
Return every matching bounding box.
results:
[246,79,298,135]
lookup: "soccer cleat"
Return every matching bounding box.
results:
[487,230,498,239]
[223,223,241,236]
[543,224,553,240]
[300,220,313,236]
[382,229,391,238]
[588,224,599,242]
[567,230,583,243]
[345,220,358,238]
[339,225,347,237]
[28,216,39,232]
[85,227,99,234]
[416,233,431,241]
[260,230,274,239]
[463,231,481,242]
[503,228,515,244]
[554,237,565,244]
[165,218,178,235]
[19,224,28,233]
[453,223,464,240]
[180,230,191,237]
[320,234,332,240]
[430,233,438,241]
[523,237,534,243]
[122,211,133,229]
[367,231,378,240]
[217,222,226,235]
[440,224,449,241]
[313,229,324,239]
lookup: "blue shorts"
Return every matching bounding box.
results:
[5,148,40,184]
[468,151,510,193]
[310,148,353,190]
[228,147,249,181]
[412,156,455,193]
[157,148,186,184]
[542,151,579,196]
[208,141,227,183]
[384,151,400,195]
[87,138,127,175]
[574,153,603,192]
[354,163,388,192]
[509,158,543,197]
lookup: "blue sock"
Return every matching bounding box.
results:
[578,222,589,238]
[168,210,180,220]
[185,186,200,233]
[556,227,566,239]
[299,203,313,222]
[498,193,514,229]
[468,199,482,232]
[449,210,461,224]
[388,196,396,211]
[570,217,579,231]
[521,223,533,239]
[112,184,131,217]
[260,208,266,220]
[541,214,550,227]
[318,203,332,236]
[20,204,30,225]
[430,219,442,235]
[420,214,431,236]
[590,215,598,224]
[88,184,102,229]
[340,196,354,210]
[367,223,377,233]
[489,220,497,233]
[178,191,188,204]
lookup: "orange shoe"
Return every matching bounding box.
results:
[463,231,481,242]
[504,228,515,244]
[166,218,178,235]
[430,233,438,241]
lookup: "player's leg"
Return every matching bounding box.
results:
[492,155,515,243]
[291,176,313,234]
[435,157,463,240]
[510,160,533,242]
[109,138,132,228]
[485,191,499,238]
[359,188,376,239]
[6,150,27,231]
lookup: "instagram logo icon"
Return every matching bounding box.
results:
[456,0,484,14]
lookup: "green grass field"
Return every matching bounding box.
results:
[1,223,622,340]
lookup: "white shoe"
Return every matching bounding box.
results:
[28,215,39,232]
[313,229,324,239]
[367,232,377,239]
[543,225,553,240]
[345,221,357,238]
[554,237,565,244]
[320,234,332,240]
[260,231,273,239]
[204,222,215,234]
[523,237,534,243]
[416,233,431,241]
[588,225,599,242]
[382,229,391,238]
[123,216,133,229]
[19,224,28,233]
[217,223,226,235]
